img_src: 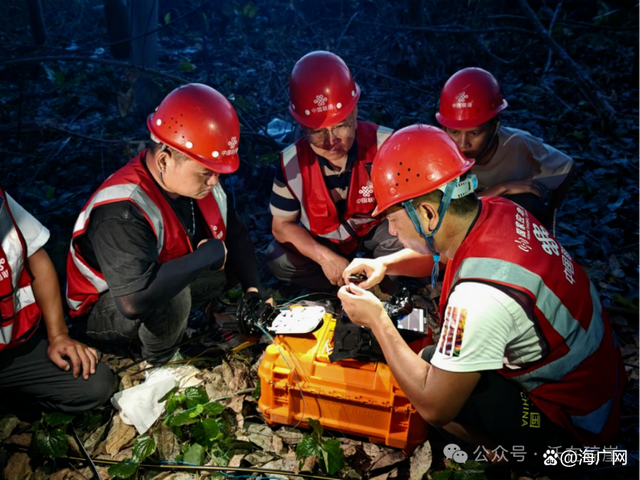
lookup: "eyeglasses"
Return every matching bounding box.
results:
[305,117,355,146]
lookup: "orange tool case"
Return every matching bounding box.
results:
[258,313,432,453]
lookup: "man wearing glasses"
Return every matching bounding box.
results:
[267,51,403,290]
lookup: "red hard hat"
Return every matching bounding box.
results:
[435,68,508,129]
[371,125,474,216]
[147,83,240,174]
[288,51,361,129]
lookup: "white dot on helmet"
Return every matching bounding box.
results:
[212,151,220,158]
[337,103,342,109]
[186,141,193,148]
[305,110,310,115]
[156,119,162,126]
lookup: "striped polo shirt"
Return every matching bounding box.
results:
[270,141,358,219]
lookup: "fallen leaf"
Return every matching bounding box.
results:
[244,450,275,465]
[369,450,406,472]
[104,415,136,456]
[228,453,246,467]
[300,454,317,472]
[6,433,31,446]
[84,421,109,455]
[3,453,32,480]
[409,440,432,480]
[275,426,303,445]
[153,423,181,461]
[0,415,19,441]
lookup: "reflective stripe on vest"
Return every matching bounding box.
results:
[453,256,614,435]
[282,126,391,242]
[68,181,228,308]
[68,183,165,298]
[453,257,605,392]
[0,194,39,346]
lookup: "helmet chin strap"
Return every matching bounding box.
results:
[401,174,478,288]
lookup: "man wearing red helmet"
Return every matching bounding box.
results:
[0,189,114,415]
[437,68,575,227]
[66,84,264,365]
[267,51,403,290]
[339,126,623,468]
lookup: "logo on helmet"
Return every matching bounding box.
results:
[221,136,238,157]
[453,91,472,109]
[357,182,375,204]
[310,94,334,114]
[314,95,328,107]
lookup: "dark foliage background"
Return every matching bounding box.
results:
[0,0,638,478]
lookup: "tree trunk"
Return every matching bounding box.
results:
[26,0,47,45]
[104,0,130,59]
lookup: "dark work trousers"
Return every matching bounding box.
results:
[265,219,403,291]
[81,269,227,365]
[421,345,583,473]
[0,334,116,417]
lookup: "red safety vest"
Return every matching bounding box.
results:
[0,188,41,351]
[66,151,228,317]
[281,121,392,254]
[440,197,624,445]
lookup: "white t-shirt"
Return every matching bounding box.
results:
[431,282,546,373]
[3,193,50,257]
[472,126,574,192]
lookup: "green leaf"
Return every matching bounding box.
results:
[296,435,319,460]
[42,412,74,428]
[179,61,196,72]
[164,12,171,24]
[159,386,180,404]
[431,470,454,480]
[183,443,205,465]
[202,401,225,416]
[320,438,345,475]
[242,3,258,18]
[166,393,180,415]
[165,409,198,428]
[252,381,261,400]
[189,404,204,418]
[36,429,68,458]
[132,434,156,463]
[307,418,323,442]
[108,460,138,479]
[185,387,209,409]
[192,418,221,447]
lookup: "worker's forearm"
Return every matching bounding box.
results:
[273,221,336,264]
[28,249,68,341]
[381,249,436,277]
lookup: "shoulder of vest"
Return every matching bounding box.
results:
[281,143,298,165]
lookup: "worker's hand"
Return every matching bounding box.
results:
[342,258,386,289]
[47,334,98,380]
[198,238,227,270]
[319,252,350,286]
[338,284,389,330]
[480,179,543,198]
[245,287,273,306]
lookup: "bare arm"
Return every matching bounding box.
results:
[29,248,98,379]
[272,215,348,286]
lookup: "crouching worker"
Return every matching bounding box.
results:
[66,84,265,366]
[436,68,575,227]
[339,126,624,469]
[0,189,115,415]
